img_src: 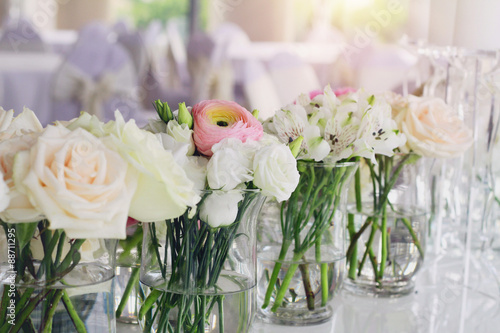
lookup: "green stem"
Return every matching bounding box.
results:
[261,239,292,309]
[400,218,424,259]
[298,262,314,310]
[355,166,362,212]
[218,296,224,333]
[347,214,358,280]
[3,289,50,333]
[61,290,87,333]
[358,222,379,276]
[0,287,9,323]
[115,267,141,319]
[41,289,64,333]
[378,205,388,281]
[270,251,304,312]
[316,239,329,307]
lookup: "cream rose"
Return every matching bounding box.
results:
[14,126,137,239]
[0,133,43,223]
[0,170,9,213]
[253,143,300,202]
[102,111,200,222]
[398,96,473,158]
[0,107,43,140]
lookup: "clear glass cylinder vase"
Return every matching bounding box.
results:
[344,154,430,297]
[257,161,358,325]
[0,220,117,332]
[114,221,143,325]
[139,189,266,333]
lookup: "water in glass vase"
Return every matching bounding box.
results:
[257,246,345,325]
[345,205,427,297]
[138,282,254,333]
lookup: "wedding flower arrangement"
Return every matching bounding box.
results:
[137,100,300,332]
[258,86,406,318]
[0,107,197,332]
[345,91,473,294]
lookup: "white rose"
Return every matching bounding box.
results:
[14,126,137,239]
[102,111,200,222]
[199,191,244,228]
[400,96,473,158]
[253,143,300,202]
[207,138,256,190]
[0,133,43,223]
[65,111,106,137]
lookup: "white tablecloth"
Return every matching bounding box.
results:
[0,52,62,125]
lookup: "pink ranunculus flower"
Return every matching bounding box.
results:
[192,100,263,156]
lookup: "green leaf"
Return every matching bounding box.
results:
[367,95,375,106]
[14,222,38,252]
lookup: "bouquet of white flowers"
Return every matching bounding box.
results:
[0,108,197,332]
[138,99,300,333]
[258,86,406,322]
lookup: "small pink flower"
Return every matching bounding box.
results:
[126,217,138,228]
[192,100,263,156]
[333,87,357,97]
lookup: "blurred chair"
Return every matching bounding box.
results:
[165,19,190,91]
[267,52,321,105]
[0,17,47,53]
[242,60,281,121]
[52,23,144,123]
[187,31,216,103]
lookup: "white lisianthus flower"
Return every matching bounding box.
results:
[102,111,200,222]
[0,132,43,223]
[143,119,168,134]
[14,126,137,239]
[167,120,195,155]
[207,138,256,190]
[253,143,300,202]
[199,190,244,228]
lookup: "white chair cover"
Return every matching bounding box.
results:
[52,23,140,122]
[242,60,281,121]
[165,20,190,90]
[0,17,47,53]
[267,52,321,105]
[0,52,62,125]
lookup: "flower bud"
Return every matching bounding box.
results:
[178,102,193,129]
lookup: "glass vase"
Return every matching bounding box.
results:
[139,189,266,333]
[344,154,430,297]
[0,220,117,332]
[257,161,358,325]
[114,221,142,325]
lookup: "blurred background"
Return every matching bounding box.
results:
[0,0,486,125]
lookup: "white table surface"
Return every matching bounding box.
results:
[118,249,500,333]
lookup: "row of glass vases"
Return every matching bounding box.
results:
[0,158,431,332]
